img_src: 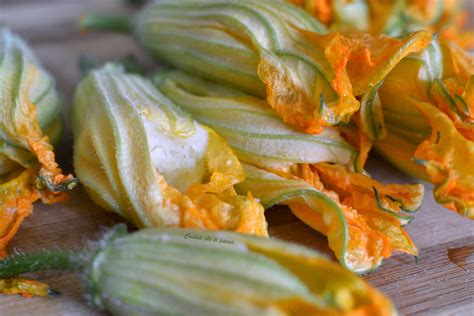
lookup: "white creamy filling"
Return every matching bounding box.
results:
[143,118,209,193]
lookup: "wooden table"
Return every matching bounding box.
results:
[1,1,473,315]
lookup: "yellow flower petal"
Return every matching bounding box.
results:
[0,278,50,298]
[414,101,474,219]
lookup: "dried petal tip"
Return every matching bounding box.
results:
[0,279,51,298]
[35,175,79,193]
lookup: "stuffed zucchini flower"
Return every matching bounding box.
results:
[71,65,267,236]
[80,0,430,134]
[0,29,76,257]
[363,38,474,219]
[157,70,424,273]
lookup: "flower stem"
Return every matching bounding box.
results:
[79,14,132,33]
[0,250,77,278]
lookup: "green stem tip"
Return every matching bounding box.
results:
[48,288,62,296]
[0,225,128,280]
[79,14,132,34]
[0,250,77,279]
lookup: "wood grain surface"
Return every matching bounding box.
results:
[0,1,473,315]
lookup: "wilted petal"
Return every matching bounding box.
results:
[414,101,474,219]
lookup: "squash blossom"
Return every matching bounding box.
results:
[359,37,474,219]
[80,0,431,134]
[291,0,474,50]
[290,1,474,218]
[0,224,396,315]
[0,28,77,257]
[71,65,267,236]
[157,70,423,274]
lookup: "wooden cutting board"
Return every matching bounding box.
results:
[1,1,473,315]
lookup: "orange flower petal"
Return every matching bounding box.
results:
[414,101,474,219]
